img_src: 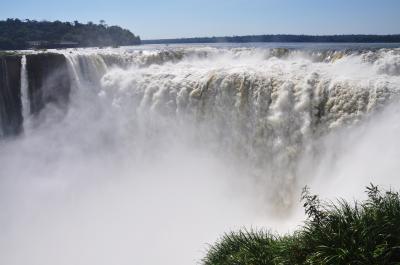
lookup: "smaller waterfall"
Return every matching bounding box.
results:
[65,54,108,86]
[64,55,83,89]
[20,55,30,131]
[0,57,7,137]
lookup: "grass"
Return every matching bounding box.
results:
[203,184,400,265]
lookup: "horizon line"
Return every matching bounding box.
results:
[143,33,400,41]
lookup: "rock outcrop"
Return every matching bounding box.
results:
[26,53,71,115]
[0,55,22,136]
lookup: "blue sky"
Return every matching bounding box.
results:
[1,0,400,39]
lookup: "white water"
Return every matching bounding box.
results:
[20,55,30,130]
[1,45,400,265]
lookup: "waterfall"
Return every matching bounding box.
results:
[20,55,30,131]
[64,53,109,99]
[0,57,6,137]
[39,46,399,208]
[0,57,7,137]
[1,46,400,265]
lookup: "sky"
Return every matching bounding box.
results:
[1,0,400,39]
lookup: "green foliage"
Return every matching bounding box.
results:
[0,18,141,50]
[301,186,326,224]
[204,229,278,265]
[203,184,400,265]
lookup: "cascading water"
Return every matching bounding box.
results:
[20,55,30,130]
[1,45,400,265]
[0,57,7,137]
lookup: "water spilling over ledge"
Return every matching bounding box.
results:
[1,45,400,265]
[2,47,400,137]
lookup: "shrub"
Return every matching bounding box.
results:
[203,184,400,265]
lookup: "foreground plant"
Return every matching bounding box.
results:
[203,184,400,265]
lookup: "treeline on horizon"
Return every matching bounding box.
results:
[143,34,400,44]
[0,18,141,50]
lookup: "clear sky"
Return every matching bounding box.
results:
[1,0,400,39]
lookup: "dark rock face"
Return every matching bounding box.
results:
[0,55,22,136]
[26,53,71,115]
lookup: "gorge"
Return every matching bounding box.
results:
[1,45,400,265]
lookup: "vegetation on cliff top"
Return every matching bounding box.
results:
[203,184,400,265]
[0,18,141,50]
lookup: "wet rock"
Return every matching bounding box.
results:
[0,55,22,136]
[26,53,71,115]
